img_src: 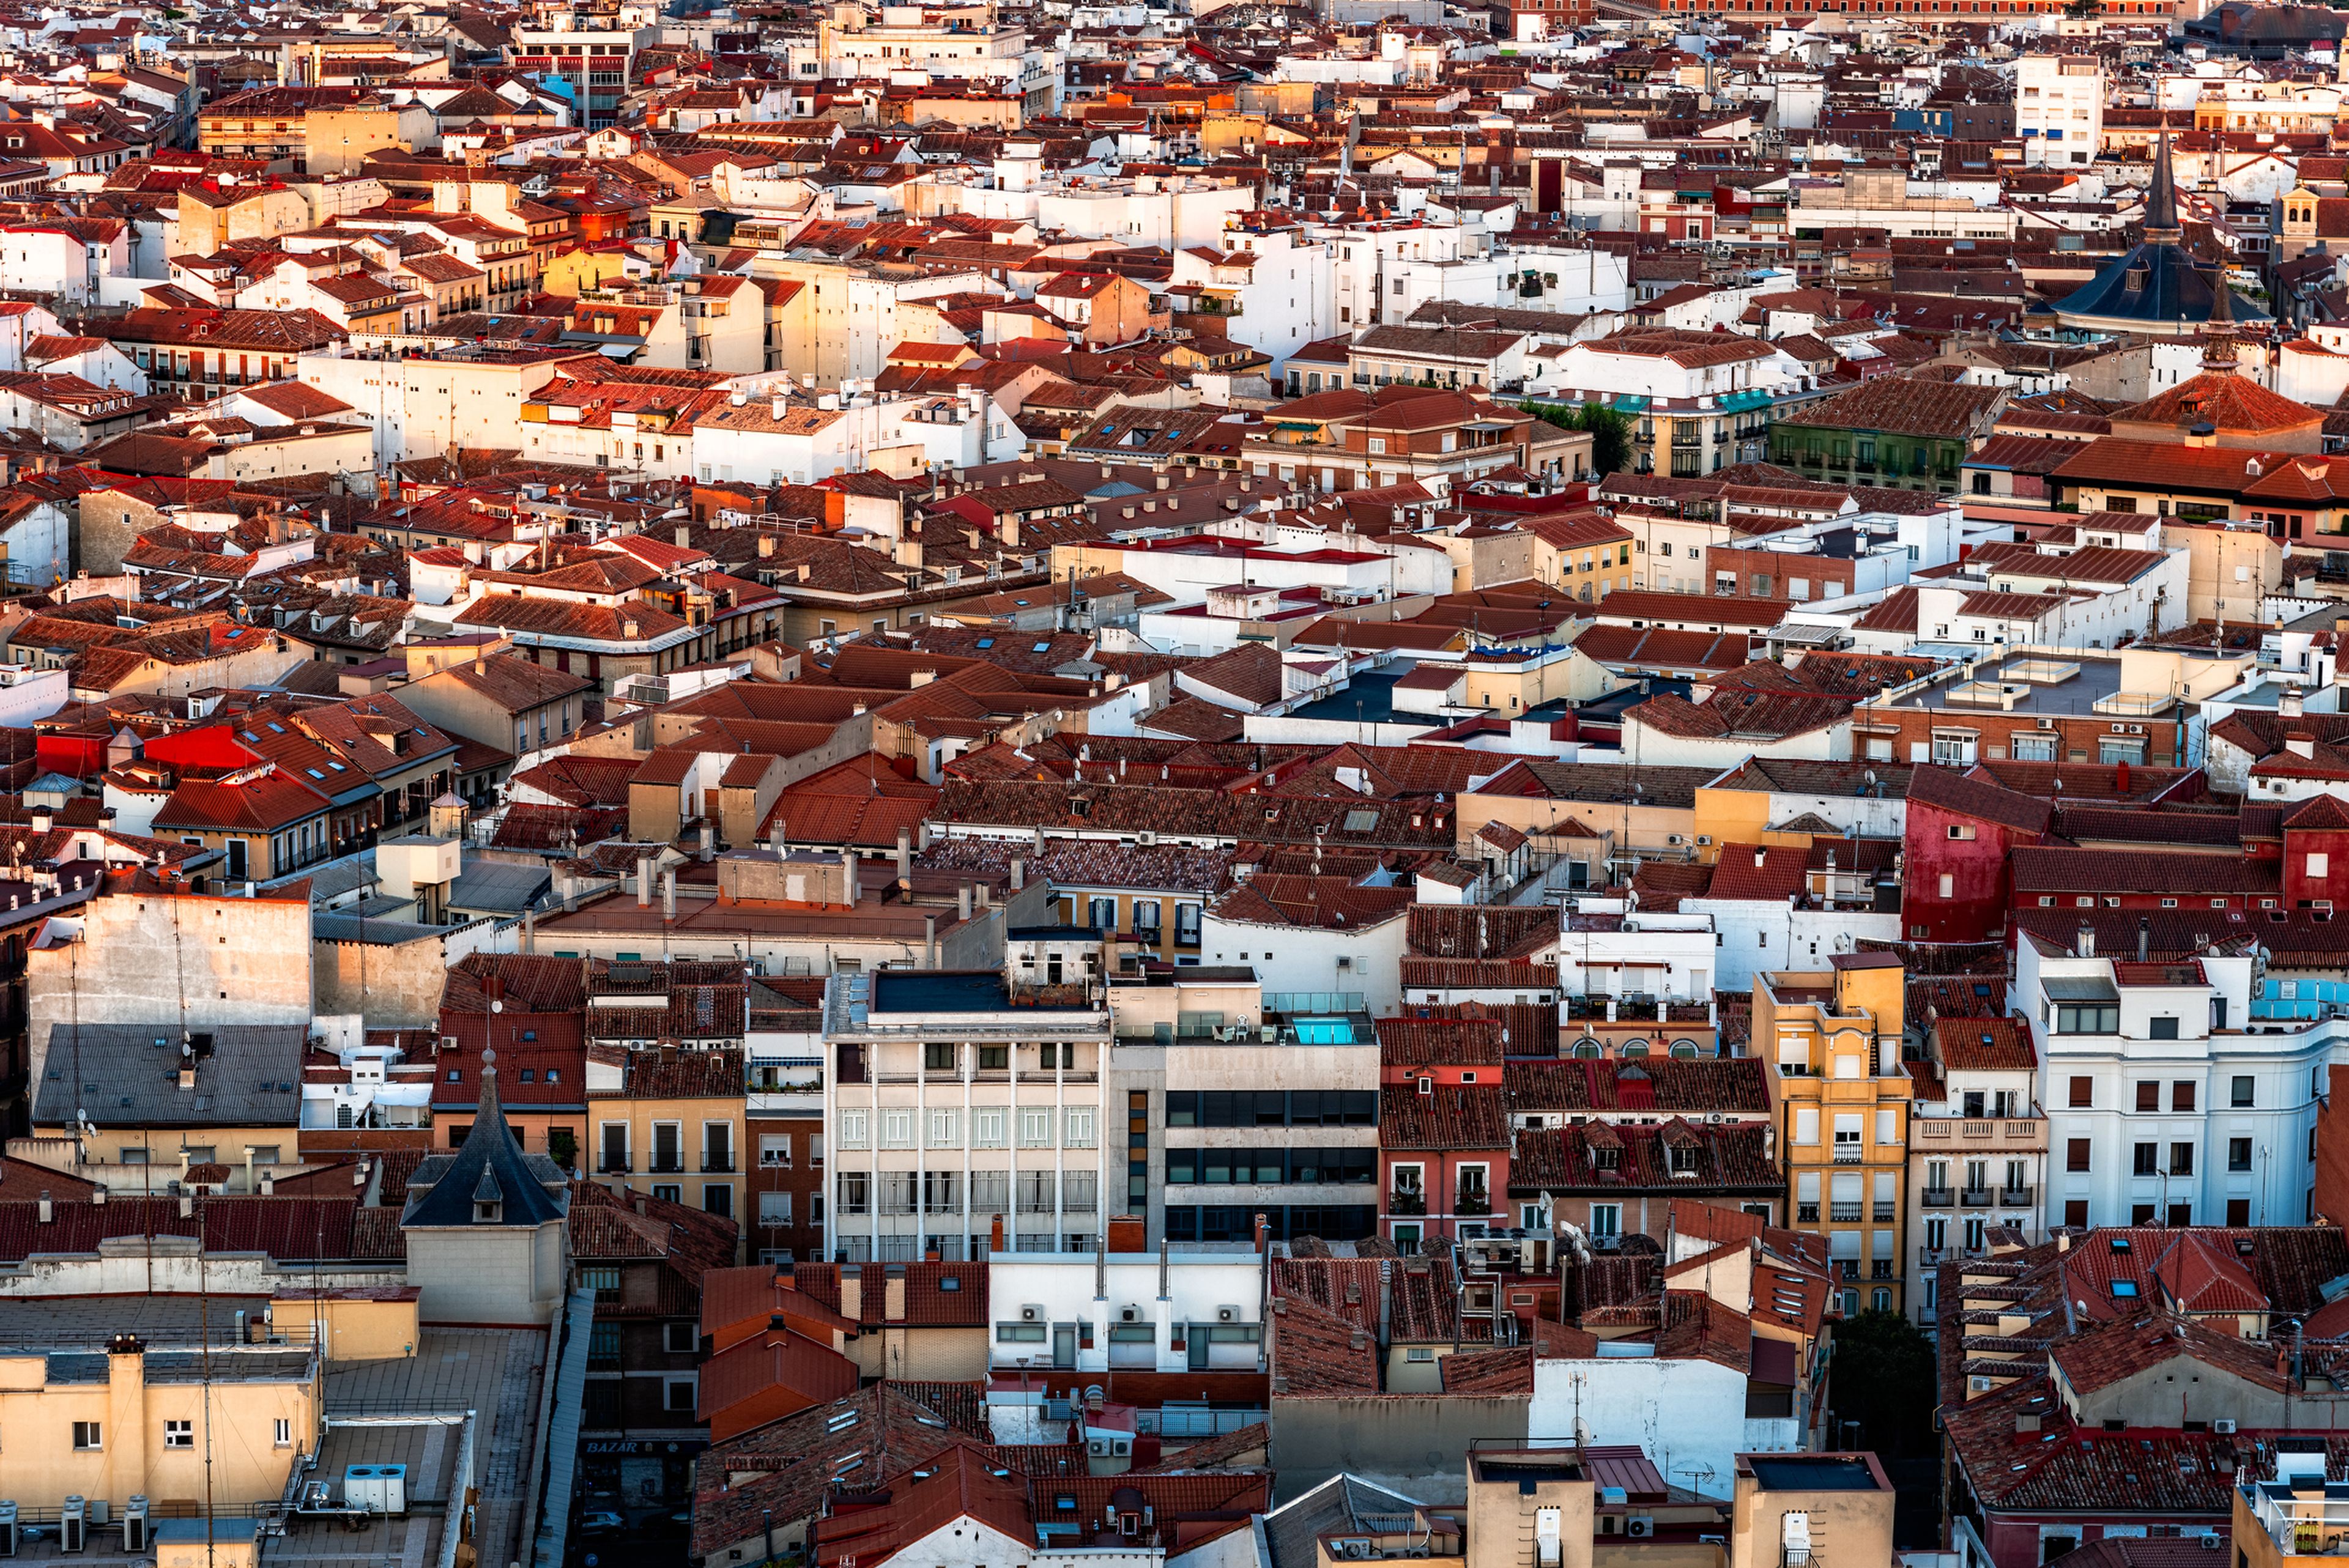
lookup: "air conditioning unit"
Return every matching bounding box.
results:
[1696,835,1713,846]
[0,1501,16,1559]
[2128,725,2144,736]
[2036,717,2053,730]
[1020,1304,1044,1323]
[2110,722,2124,733]
[1119,1306,1140,1323]
[2214,1419,2238,1435]
[122,1498,148,1554]
[60,1498,84,1555]
[1627,1520,1655,1539]
[1337,956,1353,971]
[1138,830,1156,845]
[1217,1305,1242,1323]
[441,1036,459,1051]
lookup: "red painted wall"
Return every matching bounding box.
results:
[1901,794,2018,942]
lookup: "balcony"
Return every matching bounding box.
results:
[1922,1187,1954,1207]
[1798,1203,1819,1223]
[1456,1191,1490,1216]
[1829,1202,1862,1222]
[1999,1186,2035,1208]
[1832,1143,1863,1164]
[1961,1188,1994,1207]
[1874,1201,1897,1221]
[650,1157,685,1175]
[702,1156,735,1174]
[597,1159,633,1175]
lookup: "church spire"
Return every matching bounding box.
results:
[2145,131,2182,244]
[2200,264,2240,374]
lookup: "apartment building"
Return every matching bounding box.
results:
[1106,966,1382,1248]
[2018,922,2332,1229]
[824,966,1111,1261]
[1906,1014,2046,1327]
[2016,55,2104,166]
[1535,329,1810,478]
[587,1043,747,1233]
[1757,953,1913,1316]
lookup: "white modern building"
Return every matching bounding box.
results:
[2016,55,2104,168]
[2018,925,2343,1231]
[825,967,1111,1261]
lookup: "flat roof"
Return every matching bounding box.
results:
[1745,1454,1883,1491]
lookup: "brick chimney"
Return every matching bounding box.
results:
[839,1263,863,1321]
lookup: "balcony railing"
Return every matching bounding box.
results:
[1961,1187,1994,1207]
[1999,1186,2035,1207]
[1456,1191,1490,1216]
[702,1156,734,1174]
[597,1159,633,1175]
[1873,1201,1897,1221]
[1829,1202,1862,1222]
[1798,1204,1819,1223]
[1922,1187,1954,1207]
[650,1157,685,1175]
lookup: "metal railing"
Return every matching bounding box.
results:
[2000,1186,2035,1207]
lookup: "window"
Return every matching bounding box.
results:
[73,1421,101,1450]
[274,1418,292,1448]
[2173,1082,2196,1111]
[2229,1137,2252,1173]
[880,1109,913,1148]
[924,1041,957,1073]
[164,1419,193,1449]
[2133,1142,2158,1177]
[2069,1076,2093,1108]
[2149,1017,2180,1040]
[928,1108,960,1148]
[2136,1081,2159,1113]
[1064,1108,1096,1147]
[2233,1076,2255,1108]
[973,1107,1008,1147]
[582,1265,620,1292]
[2170,1142,2194,1177]
[1019,1108,1054,1147]
[2057,1004,2119,1034]
[665,1379,697,1413]
[2066,1138,2091,1173]
[838,1109,868,1148]
[760,1190,793,1226]
[760,1134,792,1167]
[666,1322,699,1353]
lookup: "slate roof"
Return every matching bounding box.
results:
[399,1057,568,1229]
[35,1024,306,1128]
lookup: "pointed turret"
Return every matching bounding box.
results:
[2201,264,2240,374]
[2145,131,2181,243]
[400,1046,567,1229]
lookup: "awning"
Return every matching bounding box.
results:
[1719,388,1773,413]
[1610,395,1650,413]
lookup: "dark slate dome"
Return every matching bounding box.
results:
[2050,133,2271,335]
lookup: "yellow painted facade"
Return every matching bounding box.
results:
[0,1339,319,1512]
[1756,958,1912,1314]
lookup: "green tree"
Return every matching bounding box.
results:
[1827,1308,1940,1457]
[1572,401,1635,477]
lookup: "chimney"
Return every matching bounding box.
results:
[2076,922,2096,959]
[1753,845,1766,868]
[990,1213,1006,1255]
[839,1264,863,1321]
[885,1267,907,1321]
[896,826,912,885]
[675,524,691,550]
[841,848,858,901]
[2137,916,2150,964]
[2288,731,2318,760]
[698,820,714,863]
[522,907,535,953]
[1011,858,1025,891]
[259,1171,274,1197]
[925,913,938,967]
[958,882,973,921]
[91,1184,104,1207]
[179,1194,193,1218]
[662,868,677,922]
[473,643,486,675]
[2281,686,2306,720]
[637,856,654,907]
[1255,1212,1270,1254]
[36,1189,50,1224]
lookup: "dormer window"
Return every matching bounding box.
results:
[475,1199,502,1222]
